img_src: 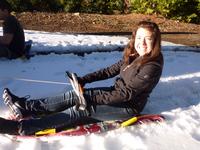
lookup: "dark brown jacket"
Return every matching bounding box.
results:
[81,53,163,113]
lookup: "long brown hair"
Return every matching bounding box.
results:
[123,21,161,66]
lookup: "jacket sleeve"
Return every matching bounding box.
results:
[80,60,124,84]
[92,62,162,104]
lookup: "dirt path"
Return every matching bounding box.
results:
[17,12,200,48]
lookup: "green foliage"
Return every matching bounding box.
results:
[29,0,63,11]
[6,0,200,23]
[7,0,31,11]
[130,0,200,23]
[7,0,125,14]
[62,0,124,14]
[7,0,64,12]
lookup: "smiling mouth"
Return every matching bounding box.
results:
[140,46,147,49]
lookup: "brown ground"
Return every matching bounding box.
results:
[16,12,200,48]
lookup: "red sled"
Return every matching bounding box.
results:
[4,114,165,142]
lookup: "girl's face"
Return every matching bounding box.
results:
[134,27,154,56]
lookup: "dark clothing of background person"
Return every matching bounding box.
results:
[0,15,25,59]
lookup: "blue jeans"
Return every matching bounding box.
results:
[18,87,135,135]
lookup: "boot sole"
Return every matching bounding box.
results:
[4,95,23,120]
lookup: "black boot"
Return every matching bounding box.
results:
[3,88,29,120]
[0,117,19,135]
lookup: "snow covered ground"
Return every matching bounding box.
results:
[0,29,200,150]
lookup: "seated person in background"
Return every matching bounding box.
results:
[0,0,25,59]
